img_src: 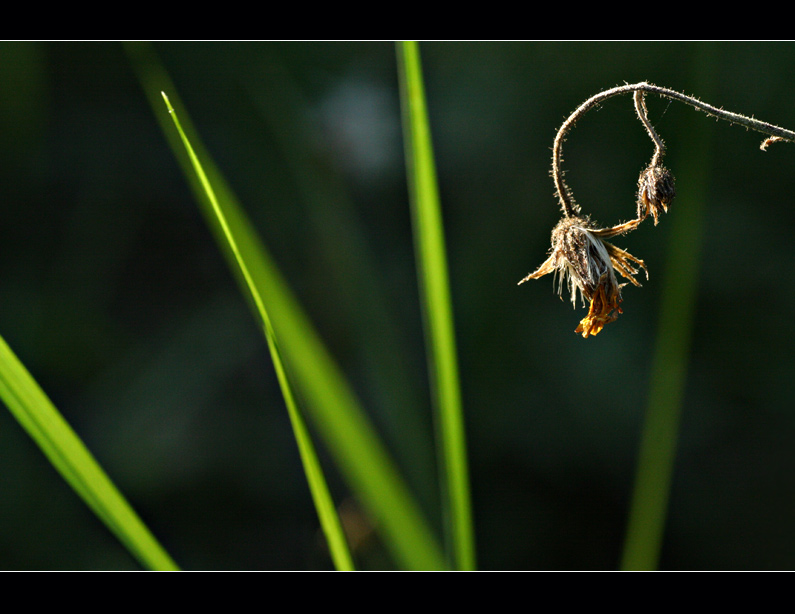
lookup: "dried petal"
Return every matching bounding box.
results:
[574,275,622,338]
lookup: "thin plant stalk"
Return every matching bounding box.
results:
[396,41,476,571]
[128,41,446,569]
[161,92,354,571]
[128,42,445,567]
[552,81,795,218]
[0,334,179,571]
[265,311,355,571]
[157,80,446,569]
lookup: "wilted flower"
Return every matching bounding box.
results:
[521,81,795,338]
[637,163,675,225]
[519,216,647,338]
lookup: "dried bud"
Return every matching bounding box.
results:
[637,164,675,225]
[519,216,647,338]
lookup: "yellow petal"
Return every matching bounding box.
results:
[574,282,621,338]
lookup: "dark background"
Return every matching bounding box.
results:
[1,41,794,570]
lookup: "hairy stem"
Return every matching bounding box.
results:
[553,81,795,218]
[634,90,665,167]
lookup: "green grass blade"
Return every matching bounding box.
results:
[621,54,715,571]
[0,334,179,571]
[160,91,354,571]
[269,327,355,571]
[396,41,476,570]
[140,57,445,568]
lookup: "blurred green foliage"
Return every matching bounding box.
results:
[1,41,795,570]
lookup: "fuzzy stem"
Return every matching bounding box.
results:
[553,82,795,217]
[634,90,665,167]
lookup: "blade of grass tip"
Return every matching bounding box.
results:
[0,334,179,571]
[621,52,715,571]
[161,91,354,571]
[127,42,445,571]
[396,41,476,571]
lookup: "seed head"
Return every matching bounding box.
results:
[637,163,675,225]
[519,216,647,338]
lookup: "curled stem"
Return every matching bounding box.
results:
[553,81,795,218]
[634,90,665,167]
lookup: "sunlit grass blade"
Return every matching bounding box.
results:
[157,86,444,571]
[0,334,179,571]
[265,296,354,570]
[396,41,476,571]
[160,90,354,571]
[129,44,446,569]
[621,56,715,571]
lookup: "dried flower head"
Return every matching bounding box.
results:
[519,216,647,338]
[524,82,795,337]
[637,163,675,225]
